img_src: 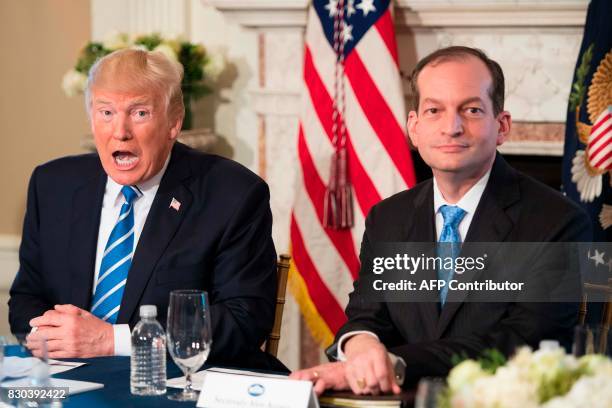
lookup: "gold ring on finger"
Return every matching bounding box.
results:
[356,378,366,389]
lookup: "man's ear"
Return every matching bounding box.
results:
[407,111,419,147]
[169,116,183,140]
[496,111,512,146]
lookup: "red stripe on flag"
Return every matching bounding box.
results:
[593,149,612,170]
[588,125,612,162]
[298,125,361,276]
[374,9,399,67]
[304,46,383,216]
[588,123,612,152]
[591,112,611,134]
[345,139,381,217]
[344,51,416,188]
[290,215,346,332]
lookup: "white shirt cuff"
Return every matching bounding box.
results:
[336,330,379,361]
[113,324,132,356]
[336,330,406,386]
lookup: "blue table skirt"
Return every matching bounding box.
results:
[4,345,242,407]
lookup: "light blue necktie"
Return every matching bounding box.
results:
[91,186,140,323]
[438,205,466,306]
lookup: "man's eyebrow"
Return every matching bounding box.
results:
[459,97,485,106]
[127,99,153,108]
[421,97,485,106]
[421,97,441,105]
[92,98,154,108]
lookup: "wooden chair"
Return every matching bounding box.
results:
[264,254,291,357]
[579,278,612,353]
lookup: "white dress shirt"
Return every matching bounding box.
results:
[433,170,490,241]
[94,154,170,356]
[336,170,491,360]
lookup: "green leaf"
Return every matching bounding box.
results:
[450,351,470,367]
[568,43,594,111]
[75,42,110,74]
[477,349,506,374]
[134,33,162,50]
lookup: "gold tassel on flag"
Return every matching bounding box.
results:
[324,0,354,230]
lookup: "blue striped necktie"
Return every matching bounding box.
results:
[91,186,140,323]
[438,205,466,306]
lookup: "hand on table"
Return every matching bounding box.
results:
[27,304,114,358]
[290,362,349,396]
[343,334,402,395]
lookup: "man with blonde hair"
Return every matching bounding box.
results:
[9,49,281,369]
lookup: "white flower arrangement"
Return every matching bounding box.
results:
[442,344,612,408]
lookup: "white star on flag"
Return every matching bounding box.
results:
[342,24,354,43]
[347,0,357,17]
[589,249,606,267]
[325,0,338,17]
[357,0,376,17]
[169,197,181,211]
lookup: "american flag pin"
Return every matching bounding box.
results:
[169,197,181,211]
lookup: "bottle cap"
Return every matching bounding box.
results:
[539,340,560,351]
[139,305,157,318]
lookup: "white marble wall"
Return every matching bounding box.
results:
[397,27,583,122]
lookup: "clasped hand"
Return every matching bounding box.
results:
[27,304,114,358]
[290,334,401,396]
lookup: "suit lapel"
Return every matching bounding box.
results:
[406,181,440,340]
[117,144,193,324]
[69,168,106,310]
[436,154,519,337]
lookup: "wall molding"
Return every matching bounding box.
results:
[395,0,587,28]
[0,234,19,290]
[205,0,308,28]
[206,0,587,28]
[0,234,20,251]
[498,141,564,156]
[250,88,301,116]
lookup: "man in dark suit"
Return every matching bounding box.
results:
[9,48,279,369]
[291,46,591,394]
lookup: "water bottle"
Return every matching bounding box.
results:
[130,305,167,395]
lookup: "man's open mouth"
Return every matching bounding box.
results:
[112,151,139,168]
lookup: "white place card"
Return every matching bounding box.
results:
[197,371,319,408]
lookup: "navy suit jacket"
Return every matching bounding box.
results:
[332,154,592,385]
[9,142,284,370]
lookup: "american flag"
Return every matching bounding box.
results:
[562,0,611,241]
[587,107,612,172]
[169,197,181,211]
[289,0,416,347]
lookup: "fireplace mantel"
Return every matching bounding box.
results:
[207,0,587,28]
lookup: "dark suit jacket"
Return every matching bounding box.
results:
[9,142,285,371]
[333,154,592,385]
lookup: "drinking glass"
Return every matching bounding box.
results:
[0,336,6,381]
[414,377,446,408]
[166,290,213,401]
